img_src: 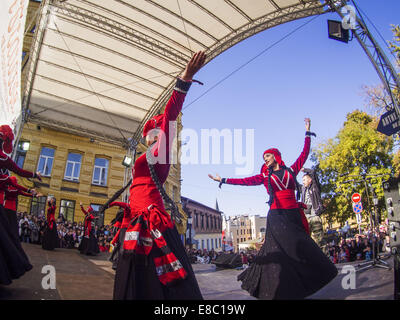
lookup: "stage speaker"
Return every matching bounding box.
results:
[213,253,242,269]
[383,177,400,251]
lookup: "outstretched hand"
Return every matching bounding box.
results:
[208,173,222,182]
[305,118,311,131]
[181,51,207,81]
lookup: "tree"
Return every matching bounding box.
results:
[312,110,393,226]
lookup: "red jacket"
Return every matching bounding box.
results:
[4,185,33,211]
[0,149,36,205]
[47,203,57,230]
[80,205,95,236]
[0,175,31,205]
[124,89,187,230]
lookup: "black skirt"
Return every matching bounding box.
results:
[42,223,59,251]
[237,208,338,300]
[113,225,203,300]
[0,205,32,285]
[79,232,99,255]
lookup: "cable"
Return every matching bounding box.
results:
[176,0,193,54]
[183,14,321,111]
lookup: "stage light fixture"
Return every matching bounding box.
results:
[122,156,132,167]
[21,141,30,151]
[328,20,349,43]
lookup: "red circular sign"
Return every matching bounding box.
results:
[352,193,361,203]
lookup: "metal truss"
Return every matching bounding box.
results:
[133,1,329,142]
[51,1,190,68]
[29,114,128,146]
[207,1,327,61]
[329,0,400,118]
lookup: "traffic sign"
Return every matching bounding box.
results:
[377,108,400,136]
[352,193,361,203]
[353,202,363,214]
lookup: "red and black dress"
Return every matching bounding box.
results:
[113,78,202,300]
[79,205,99,255]
[0,125,38,284]
[108,201,130,270]
[42,201,59,250]
[4,176,34,255]
[221,133,338,299]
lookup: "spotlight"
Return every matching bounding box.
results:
[21,141,30,151]
[122,156,132,167]
[328,20,349,43]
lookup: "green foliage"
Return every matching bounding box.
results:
[312,110,393,225]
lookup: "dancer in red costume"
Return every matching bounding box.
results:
[106,201,130,270]
[209,119,337,299]
[79,202,100,255]
[42,197,59,250]
[0,125,41,284]
[113,51,206,300]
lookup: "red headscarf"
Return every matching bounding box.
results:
[0,125,14,154]
[263,148,286,167]
[142,114,164,138]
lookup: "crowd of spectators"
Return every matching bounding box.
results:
[16,211,117,253]
[324,223,390,264]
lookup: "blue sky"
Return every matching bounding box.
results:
[179,0,400,217]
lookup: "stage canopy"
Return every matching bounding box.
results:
[23,0,329,146]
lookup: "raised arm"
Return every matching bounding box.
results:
[152,51,207,163]
[290,118,313,176]
[80,203,88,216]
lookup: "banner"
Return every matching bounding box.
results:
[0,0,29,129]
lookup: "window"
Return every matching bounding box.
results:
[37,147,55,176]
[219,238,221,247]
[92,157,109,186]
[201,240,204,250]
[91,204,104,227]
[15,141,28,168]
[211,239,214,249]
[64,152,82,182]
[30,196,47,216]
[201,215,204,229]
[60,200,75,222]
[207,239,210,250]
[195,212,198,228]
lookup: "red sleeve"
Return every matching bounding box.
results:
[18,190,33,197]
[109,201,129,210]
[1,153,35,178]
[10,179,30,193]
[226,174,265,186]
[151,89,187,177]
[80,205,88,215]
[290,136,311,176]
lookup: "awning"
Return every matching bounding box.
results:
[22,0,328,147]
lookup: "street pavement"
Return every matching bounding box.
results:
[0,243,395,300]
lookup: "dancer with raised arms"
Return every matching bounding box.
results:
[209,118,337,300]
[113,51,206,300]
